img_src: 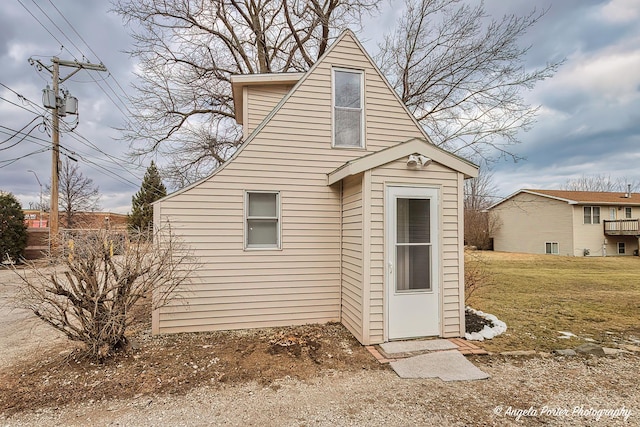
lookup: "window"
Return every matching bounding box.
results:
[583,206,600,224]
[625,207,632,219]
[245,192,279,249]
[545,242,559,255]
[333,69,363,148]
[618,242,625,254]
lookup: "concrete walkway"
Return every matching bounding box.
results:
[373,339,490,382]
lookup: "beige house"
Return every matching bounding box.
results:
[489,189,640,257]
[152,31,478,345]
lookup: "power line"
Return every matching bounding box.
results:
[45,0,100,62]
[0,95,42,116]
[0,130,49,154]
[0,120,43,151]
[16,0,68,56]
[42,0,137,125]
[0,125,51,146]
[57,119,142,171]
[0,82,47,112]
[19,0,132,125]
[16,2,164,197]
[0,147,50,168]
[27,0,86,61]
[0,116,43,145]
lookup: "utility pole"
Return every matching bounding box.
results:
[32,57,107,245]
[51,58,60,240]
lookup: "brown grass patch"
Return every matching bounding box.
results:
[466,251,640,353]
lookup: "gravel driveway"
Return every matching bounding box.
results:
[0,268,66,369]
[2,354,638,426]
[0,268,638,426]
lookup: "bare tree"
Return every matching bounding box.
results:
[13,227,197,359]
[464,249,493,304]
[464,165,498,211]
[112,0,380,186]
[46,159,101,228]
[561,174,640,193]
[464,165,500,249]
[376,0,562,161]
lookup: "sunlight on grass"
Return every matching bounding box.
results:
[466,251,640,353]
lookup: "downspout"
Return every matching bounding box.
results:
[362,170,372,344]
[458,173,466,337]
[339,180,343,323]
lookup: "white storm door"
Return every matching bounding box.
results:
[386,186,440,340]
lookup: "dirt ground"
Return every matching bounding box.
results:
[1,267,638,426]
[0,267,384,417]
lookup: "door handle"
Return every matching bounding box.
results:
[388,261,393,274]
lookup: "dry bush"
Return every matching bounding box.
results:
[464,249,494,304]
[12,226,197,359]
[464,210,501,250]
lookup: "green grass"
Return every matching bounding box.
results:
[466,251,640,353]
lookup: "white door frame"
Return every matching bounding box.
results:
[385,184,441,340]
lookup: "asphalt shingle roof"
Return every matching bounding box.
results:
[524,189,640,205]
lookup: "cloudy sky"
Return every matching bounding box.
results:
[1,0,639,213]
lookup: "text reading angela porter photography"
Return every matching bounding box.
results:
[493,405,633,422]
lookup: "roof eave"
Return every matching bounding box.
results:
[327,138,478,185]
[231,73,305,124]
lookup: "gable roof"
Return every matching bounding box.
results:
[327,137,478,184]
[488,189,640,210]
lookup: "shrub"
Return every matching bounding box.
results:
[0,192,28,264]
[13,227,197,359]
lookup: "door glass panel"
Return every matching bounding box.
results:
[396,245,431,291]
[396,197,431,292]
[396,198,430,243]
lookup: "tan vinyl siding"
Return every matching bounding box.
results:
[572,205,608,256]
[155,32,426,334]
[246,84,294,137]
[368,160,463,343]
[491,193,574,255]
[604,235,639,256]
[341,174,364,342]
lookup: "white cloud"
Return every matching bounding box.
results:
[600,0,640,23]
[547,48,640,104]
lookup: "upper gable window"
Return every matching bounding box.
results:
[333,69,364,148]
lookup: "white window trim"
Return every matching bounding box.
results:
[625,207,632,219]
[332,67,365,149]
[244,190,281,250]
[618,242,625,254]
[545,241,559,255]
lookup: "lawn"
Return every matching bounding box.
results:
[465,251,640,353]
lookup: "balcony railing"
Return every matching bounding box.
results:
[603,219,640,236]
